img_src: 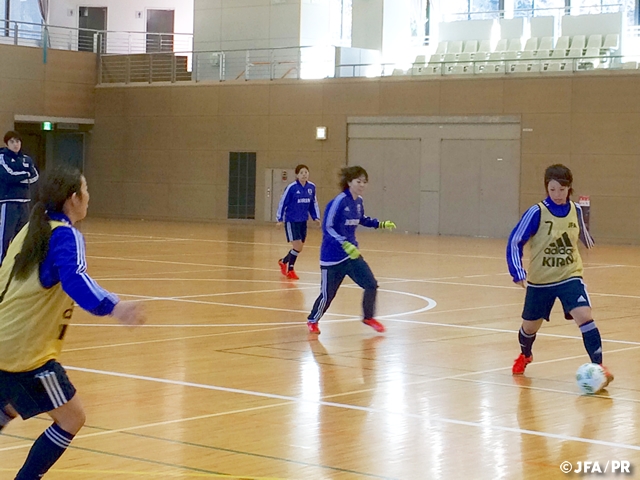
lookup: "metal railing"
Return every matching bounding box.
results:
[100,46,338,84]
[0,18,192,54]
[99,42,640,85]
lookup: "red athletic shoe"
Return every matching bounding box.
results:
[278,259,287,276]
[286,270,299,280]
[362,318,385,333]
[307,321,320,334]
[599,365,614,390]
[512,353,533,375]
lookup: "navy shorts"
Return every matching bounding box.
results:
[0,360,76,419]
[522,277,591,321]
[285,221,308,243]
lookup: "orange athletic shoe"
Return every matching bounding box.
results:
[599,365,614,390]
[286,270,299,280]
[512,353,533,375]
[307,321,320,334]
[278,259,288,276]
[362,318,385,333]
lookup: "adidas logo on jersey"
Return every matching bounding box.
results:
[577,295,587,303]
[542,232,575,267]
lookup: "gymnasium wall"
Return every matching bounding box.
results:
[89,73,640,243]
[0,44,96,131]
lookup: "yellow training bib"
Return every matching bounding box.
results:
[527,202,583,285]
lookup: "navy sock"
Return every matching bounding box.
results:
[15,424,74,480]
[287,249,300,271]
[580,320,603,364]
[519,327,536,357]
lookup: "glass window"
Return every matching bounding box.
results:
[410,0,426,38]
[330,0,352,46]
[0,3,5,34]
[9,0,41,39]
[514,0,566,17]
[571,0,620,15]
[627,0,637,25]
[440,0,471,21]
[471,0,501,15]
[441,0,501,20]
[572,0,635,24]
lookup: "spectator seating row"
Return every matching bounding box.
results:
[406,34,620,76]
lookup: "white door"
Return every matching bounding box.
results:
[348,138,421,233]
[264,168,296,221]
[440,139,520,238]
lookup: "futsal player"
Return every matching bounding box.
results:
[306,165,396,335]
[276,164,321,279]
[506,164,613,389]
[0,166,145,479]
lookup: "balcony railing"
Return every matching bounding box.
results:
[99,45,640,85]
[0,18,192,54]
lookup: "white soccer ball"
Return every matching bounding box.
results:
[576,363,606,395]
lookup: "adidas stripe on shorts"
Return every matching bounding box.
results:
[0,360,76,419]
[522,276,591,321]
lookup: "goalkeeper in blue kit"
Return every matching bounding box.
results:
[307,166,396,335]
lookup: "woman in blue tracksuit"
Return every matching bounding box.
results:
[0,166,145,479]
[276,164,321,280]
[307,166,395,335]
[0,131,39,263]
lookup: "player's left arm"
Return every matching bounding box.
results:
[52,227,120,315]
[575,203,594,248]
[309,183,321,222]
[357,199,381,229]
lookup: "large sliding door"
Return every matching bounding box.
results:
[439,139,520,238]
[348,138,421,233]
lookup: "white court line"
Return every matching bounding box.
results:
[75,286,437,327]
[87,254,640,300]
[85,231,639,267]
[41,365,638,453]
[84,232,505,260]
[72,289,639,347]
[3,349,639,455]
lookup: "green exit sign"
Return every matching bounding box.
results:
[42,121,53,131]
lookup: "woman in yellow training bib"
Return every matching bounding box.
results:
[506,164,613,389]
[0,166,145,479]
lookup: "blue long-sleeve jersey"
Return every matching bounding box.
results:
[506,197,594,282]
[41,212,119,315]
[276,180,320,222]
[0,148,38,202]
[319,191,380,266]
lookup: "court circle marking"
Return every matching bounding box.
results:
[92,278,438,327]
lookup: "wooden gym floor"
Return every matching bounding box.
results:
[1,218,640,480]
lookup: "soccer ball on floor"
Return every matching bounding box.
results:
[576,363,607,395]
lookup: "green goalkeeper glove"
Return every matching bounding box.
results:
[379,220,396,230]
[342,241,361,260]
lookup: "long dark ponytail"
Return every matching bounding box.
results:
[12,166,83,280]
